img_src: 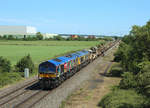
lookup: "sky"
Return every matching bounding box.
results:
[0,0,150,36]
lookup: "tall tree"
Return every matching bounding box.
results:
[36,32,43,40]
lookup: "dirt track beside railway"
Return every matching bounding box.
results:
[61,45,120,108]
[33,44,119,108]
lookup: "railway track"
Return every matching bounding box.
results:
[14,90,51,108]
[0,79,38,108]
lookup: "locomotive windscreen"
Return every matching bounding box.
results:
[39,61,56,73]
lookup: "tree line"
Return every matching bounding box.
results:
[0,32,116,41]
[99,20,150,108]
[0,32,44,41]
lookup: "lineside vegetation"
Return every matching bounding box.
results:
[99,20,150,108]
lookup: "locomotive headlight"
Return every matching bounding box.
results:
[38,74,43,79]
[38,76,42,79]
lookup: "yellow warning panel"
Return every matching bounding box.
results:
[39,74,56,78]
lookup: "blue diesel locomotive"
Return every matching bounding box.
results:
[38,41,117,89]
[38,50,90,89]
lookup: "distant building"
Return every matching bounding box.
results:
[61,35,70,39]
[95,36,100,39]
[42,33,58,39]
[71,35,78,39]
[88,35,96,39]
[84,36,88,38]
[0,26,37,38]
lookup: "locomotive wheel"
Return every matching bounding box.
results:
[54,79,59,87]
[56,77,61,85]
[69,71,72,76]
[62,75,65,81]
[60,76,64,83]
[71,70,74,76]
[73,69,76,74]
[40,80,46,90]
[66,72,69,79]
[64,74,67,80]
[74,67,77,73]
[40,83,45,90]
[70,70,73,76]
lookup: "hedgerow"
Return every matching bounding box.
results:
[99,89,146,108]
[100,20,150,108]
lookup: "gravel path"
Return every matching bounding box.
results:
[33,44,118,108]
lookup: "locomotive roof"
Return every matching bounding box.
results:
[81,50,89,54]
[40,50,89,66]
[71,52,82,57]
[47,54,77,66]
[57,55,75,62]
[63,54,77,60]
[77,51,89,56]
[47,58,66,66]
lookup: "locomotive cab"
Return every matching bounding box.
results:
[38,58,64,89]
[38,61,57,79]
[39,61,56,73]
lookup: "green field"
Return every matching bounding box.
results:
[0,40,103,65]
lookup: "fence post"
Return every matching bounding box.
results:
[24,68,29,78]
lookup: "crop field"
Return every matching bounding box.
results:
[0,40,103,65]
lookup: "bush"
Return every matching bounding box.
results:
[15,54,34,73]
[113,50,122,62]
[0,56,11,72]
[136,71,150,96]
[119,72,137,89]
[110,66,123,77]
[99,89,146,108]
[0,72,21,87]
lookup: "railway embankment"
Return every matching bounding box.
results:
[59,45,120,108]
